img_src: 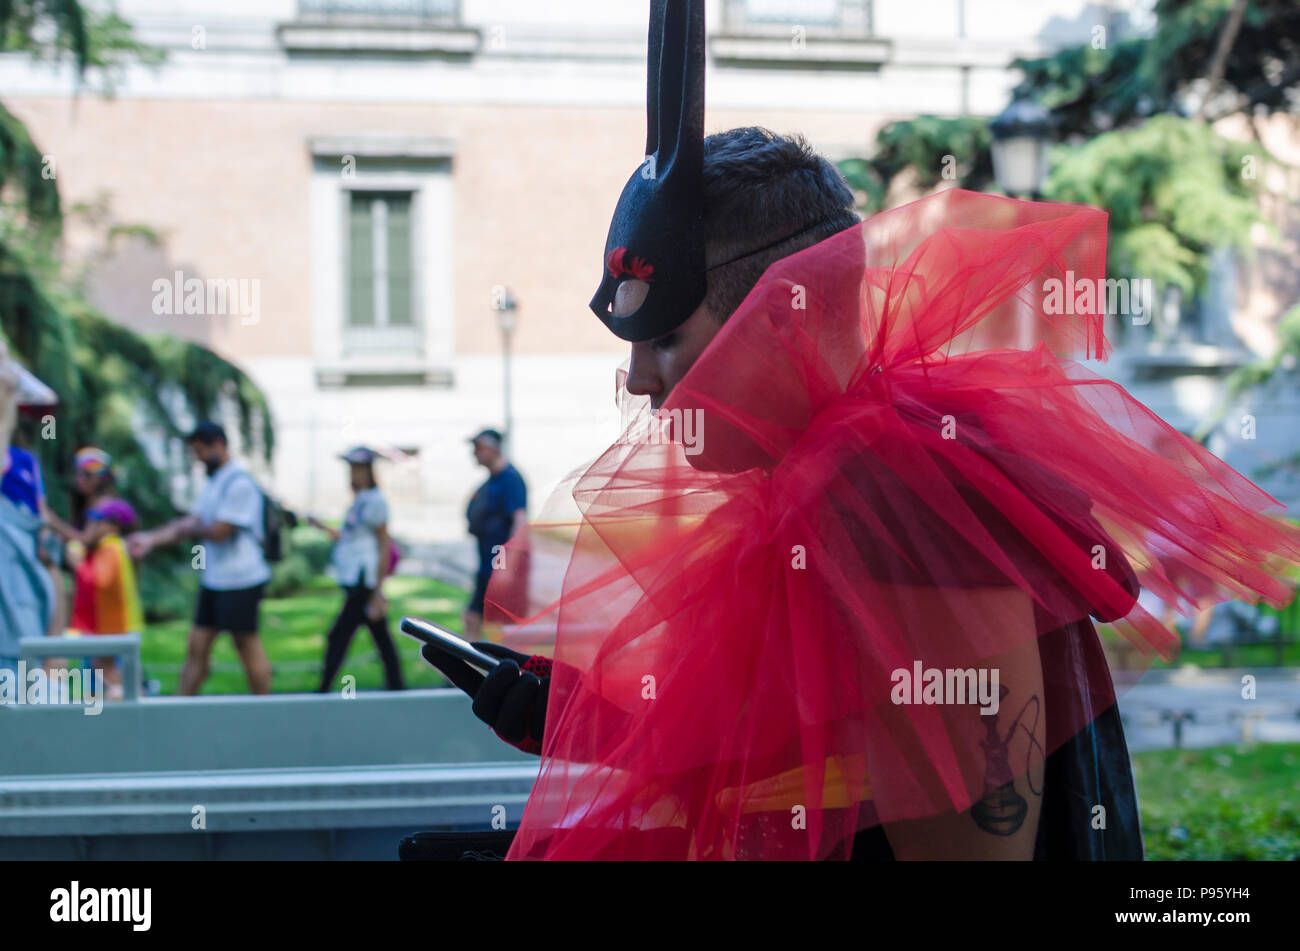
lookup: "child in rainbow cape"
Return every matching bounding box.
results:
[68,498,143,701]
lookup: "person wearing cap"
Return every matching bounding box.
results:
[463,429,527,640]
[308,447,405,692]
[127,421,273,695]
[67,497,144,701]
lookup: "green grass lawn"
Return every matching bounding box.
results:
[1134,743,1300,860]
[1098,624,1300,669]
[1097,550,1300,669]
[140,575,466,694]
[1152,643,1300,668]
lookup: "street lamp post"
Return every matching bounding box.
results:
[989,97,1053,200]
[493,288,518,451]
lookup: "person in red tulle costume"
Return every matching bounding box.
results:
[415,2,1300,861]
[420,134,1300,861]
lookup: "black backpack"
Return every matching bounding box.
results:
[260,491,290,563]
[216,471,288,564]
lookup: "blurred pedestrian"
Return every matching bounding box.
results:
[0,342,54,678]
[309,447,404,692]
[41,447,122,642]
[463,429,527,639]
[67,498,143,701]
[127,422,273,695]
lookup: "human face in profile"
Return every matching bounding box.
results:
[618,280,722,411]
[615,281,772,473]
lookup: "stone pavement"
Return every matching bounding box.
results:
[1116,668,1300,752]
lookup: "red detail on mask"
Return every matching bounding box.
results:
[606,247,654,282]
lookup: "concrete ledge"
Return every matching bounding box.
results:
[0,689,538,857]
[0,762,538,836]
[0,688,533,774]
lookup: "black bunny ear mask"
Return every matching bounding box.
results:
[590,0,707,343]
[589,2,843,342]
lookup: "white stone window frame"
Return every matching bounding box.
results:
[309,136,455,385]
[723,0,873,36]
[713,0,888,66]
[280,0,479,55]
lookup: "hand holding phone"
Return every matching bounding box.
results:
[402,615,549,752]
[400,616,502,675]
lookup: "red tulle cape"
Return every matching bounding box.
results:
[484,189,1300,860]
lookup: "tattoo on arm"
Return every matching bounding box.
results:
[970,683,1044,836]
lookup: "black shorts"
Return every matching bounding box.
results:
[194,584,265,634]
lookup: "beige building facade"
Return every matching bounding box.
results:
[12,0,1290,533]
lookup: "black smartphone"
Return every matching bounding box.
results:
[399,616,501,673]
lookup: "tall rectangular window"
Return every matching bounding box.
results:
[311,142,453,380]
[348,191,414,330]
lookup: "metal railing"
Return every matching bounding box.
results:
[16,633,142,702]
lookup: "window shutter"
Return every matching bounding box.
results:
[387,194,413,327]
[348,194,375,327]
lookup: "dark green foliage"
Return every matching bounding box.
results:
[0,2,88,74]
[839,116,993,213]
[266,527,334,599]
[1013,0,1300,133]
[1043,115,1261,296]
[838,1,1290,314]
[0,102,60,226]
[135,555,197,623]
[1010,38,1151,140]
[0,1,164,92]
[839,113,1263,307]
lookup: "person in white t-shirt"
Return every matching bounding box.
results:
[127,422,273,695]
